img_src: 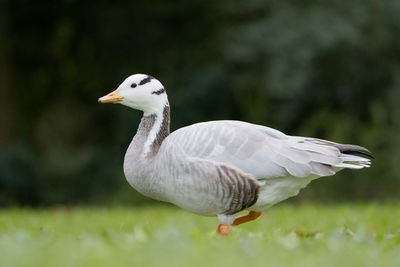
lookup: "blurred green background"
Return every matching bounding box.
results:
[1,0,399,207]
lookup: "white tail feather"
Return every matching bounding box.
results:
[335,153,372,169]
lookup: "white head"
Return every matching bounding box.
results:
[98,74,168,115]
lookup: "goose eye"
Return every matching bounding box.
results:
[130,83,137,88]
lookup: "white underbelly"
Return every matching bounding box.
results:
[251,176,316,211]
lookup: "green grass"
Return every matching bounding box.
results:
[0,204,399,267]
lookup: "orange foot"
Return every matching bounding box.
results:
[216,211,263,236]
[216,224,232,236]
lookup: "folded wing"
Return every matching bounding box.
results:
[164,120,372,180]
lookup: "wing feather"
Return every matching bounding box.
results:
[162,120,370,180]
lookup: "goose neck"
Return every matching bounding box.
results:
[133,104,170,159]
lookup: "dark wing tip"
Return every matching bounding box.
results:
[310,138,375,160]
[338,144,375,160]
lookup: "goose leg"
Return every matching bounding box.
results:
[233,211,262,226]
[216,224,232,236]
[216,211,262,236]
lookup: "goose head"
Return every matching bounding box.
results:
[98,74,168,115]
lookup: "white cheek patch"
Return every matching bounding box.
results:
[142,94,169,116]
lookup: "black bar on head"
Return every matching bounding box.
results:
[152,88,165,95]
[139,76,154,86]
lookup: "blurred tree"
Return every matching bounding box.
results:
[215,0,400,200]
[0,1,13,146]
[0,0,399,206]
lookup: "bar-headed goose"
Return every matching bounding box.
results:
[98,74,373,236]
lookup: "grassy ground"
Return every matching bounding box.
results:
[0,203,399,267]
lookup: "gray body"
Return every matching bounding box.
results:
[123,105,371,225]
[100,74,372,225]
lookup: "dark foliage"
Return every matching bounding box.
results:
[0,0,399,206]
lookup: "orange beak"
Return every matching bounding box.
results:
[98,88,124,103]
